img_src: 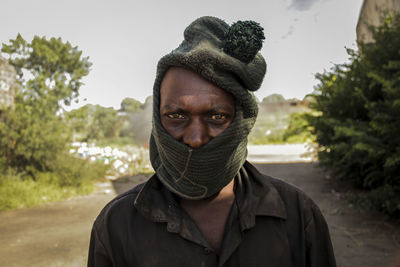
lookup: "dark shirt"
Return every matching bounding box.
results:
[88,161,336,267]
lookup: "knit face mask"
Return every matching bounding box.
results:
[149,16,267,200]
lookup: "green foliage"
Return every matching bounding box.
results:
[87,105,120,140]
[2,34,91,108]
[0,158,108,210]
[0,35,105,210]
[308,14,400,216]
[0,104,69,173]
[94,136,137,148]
[249,95,310,144]
[66,96,152,147]
[0,35,91,174]
[262,93,285,103]
[283,112,314,143]
[112,96,152,145]
[248,116,287,144]
[43,153,109,187]
[67,104,127,142]
[120,97,143,113]
[118,97,143,140]
[348,185,400,215]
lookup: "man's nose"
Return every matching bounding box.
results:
[182,119,210,148]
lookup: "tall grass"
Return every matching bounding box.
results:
[0,155,108,211]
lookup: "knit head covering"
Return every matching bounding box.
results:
[150,16,267,200]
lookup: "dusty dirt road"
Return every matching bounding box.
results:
[0,163,399,267]
[256,163,400,267]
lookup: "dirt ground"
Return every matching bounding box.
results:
[0,163,399,267]
[256,163,400,267]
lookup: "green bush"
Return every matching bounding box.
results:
[248,115,288,144]
[348,185,400,215]
[283,112,314,143]
[0,157,108,210]
[308,14,400,216]
[248,129,286,144]
[0,35,108,210]
[0,104,69,173]
[0,34,91,174]
[40,153,109,187]
[66,104,121,142]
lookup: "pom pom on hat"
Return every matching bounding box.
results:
[223,20,265,64]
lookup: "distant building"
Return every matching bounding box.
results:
[0,56,16,110]
[357,0,400,44]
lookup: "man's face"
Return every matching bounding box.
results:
[160,67,235,148]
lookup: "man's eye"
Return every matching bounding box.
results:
[167,113,185,119]
[211,114,226,120]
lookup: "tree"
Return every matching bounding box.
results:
[66,105,90,137]
[308,14,400,216]
[0,35,91,174]
[2,34,91,109]
[262,94,285,103]
[120,97,143,113]
[67,104,121,142]
[119,97,152,144]
[87,105,120,140]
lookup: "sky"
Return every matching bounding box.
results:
[0,0,364,109]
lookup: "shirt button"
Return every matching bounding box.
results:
[167,223,176,231]
[203,247,212,255]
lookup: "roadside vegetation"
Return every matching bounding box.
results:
[306,14,400,217]
[248,94,312,144]
[0,34,157,210]
[0,158,107,210]
[0,35,111,210]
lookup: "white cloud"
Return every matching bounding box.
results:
[289,0,321,11]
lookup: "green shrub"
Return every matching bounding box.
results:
[0,35,102,210]
[0,35,91,174]
[308,13,400,216]
[283,112,314,143]
[95,136,137,148]
[348,185,400,215]
[0,156,108,210]
[39,153,109,187]
[248,129,286,144]
[0,105,70,173]
[248,115,288,144]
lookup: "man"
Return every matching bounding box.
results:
[88,16,336,267]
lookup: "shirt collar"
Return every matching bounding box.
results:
[134,161,287,232]
[236,161,287,230]
[134,174,209,247]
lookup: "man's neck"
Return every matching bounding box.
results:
[180,179,236,254]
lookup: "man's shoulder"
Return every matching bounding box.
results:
[268,173,314,206]
[93,177,150,226]
[245,162,321,217]
[245,162,310,198]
